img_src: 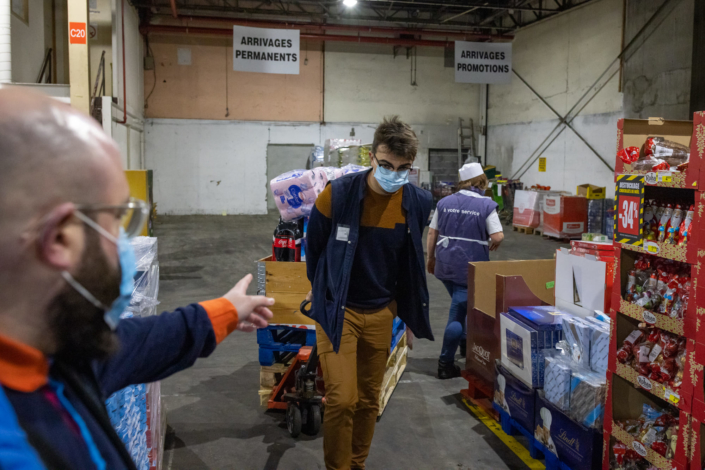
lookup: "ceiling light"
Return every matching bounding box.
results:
[343,0,357,7]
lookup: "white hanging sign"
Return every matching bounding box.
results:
[233,25,300,75]
[455,41,512,84]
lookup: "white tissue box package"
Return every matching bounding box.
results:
[544,357,572,411]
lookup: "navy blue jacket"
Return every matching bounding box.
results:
[1,303,221,470]
[305,170,434,352]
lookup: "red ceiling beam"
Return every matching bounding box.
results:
[150,15,513,41]
[169,0,179,18]
[140,24,472,47]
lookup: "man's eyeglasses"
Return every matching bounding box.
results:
[75,197,150,239]
[373,155,413,172]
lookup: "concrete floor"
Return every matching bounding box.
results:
[155,214,567,470]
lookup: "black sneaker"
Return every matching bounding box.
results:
[437,360,461,380]
[459,340,467,358]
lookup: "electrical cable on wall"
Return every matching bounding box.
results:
[144,40,157,109]
[225,43,230,117]
[410,46,417,86]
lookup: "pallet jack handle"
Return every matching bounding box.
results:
[299,300,319,374]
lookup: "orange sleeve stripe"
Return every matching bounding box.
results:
[200,298,239,344]
[315,184,333,218]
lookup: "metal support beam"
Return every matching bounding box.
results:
[359,0,559,13]
[68,0,90,113]
[513,70,614,172]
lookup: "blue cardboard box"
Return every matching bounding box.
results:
[534,391,603,470]
[494,361,536,434]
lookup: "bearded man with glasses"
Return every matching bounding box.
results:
[0,89,274,470]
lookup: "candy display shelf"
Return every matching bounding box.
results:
[616,239,694,264]
[613,362,688,412]
[604,372,691,470]
[606,114,705,470]
[615,117,699,189]
[617,298,685,336]
[689,413,705,470]
[609,420,688,470]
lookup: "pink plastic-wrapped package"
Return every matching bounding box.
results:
[271,169,329,221]
[333,164,369,179]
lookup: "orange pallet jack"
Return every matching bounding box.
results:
[266,300,325,437]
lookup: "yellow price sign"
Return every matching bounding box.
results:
[665,388,680,404]
[538,157,546,172]
[644,241,660,254]
[661,175,672,183]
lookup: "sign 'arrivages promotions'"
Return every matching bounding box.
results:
[455,41,512,84]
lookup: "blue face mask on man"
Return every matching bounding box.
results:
[62,216,137,331]
[373,157,410,193]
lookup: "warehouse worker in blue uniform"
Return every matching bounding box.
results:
[306,116,434,470]
[426,162,504,380]
[0,89,275,469]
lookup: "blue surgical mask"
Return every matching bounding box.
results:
[104,230,136,329]
[62,219,137,331]
[373,165,410,193]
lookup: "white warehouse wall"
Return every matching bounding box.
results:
[324,43,481,126]
[110,0,144,170]
[145,118,456,215]
[487,0,624,196]
[11,0,48,83]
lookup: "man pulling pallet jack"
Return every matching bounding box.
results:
[305,116,434,470]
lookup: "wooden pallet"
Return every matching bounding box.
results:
[534,229,543,236]
[258,362,289,408]
[512,225,535,235]
[378,332,408,418]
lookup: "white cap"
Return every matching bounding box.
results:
[459,163,484,181]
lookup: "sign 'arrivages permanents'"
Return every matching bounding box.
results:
[233,25,300,75]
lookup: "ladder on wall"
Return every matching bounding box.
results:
[458,117,476,169]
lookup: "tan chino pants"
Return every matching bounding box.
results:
[315,303,395,470]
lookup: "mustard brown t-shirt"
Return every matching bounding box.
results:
[315,183,407,309]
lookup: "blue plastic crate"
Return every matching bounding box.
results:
[259,348,300,367]
[257,325,316,366]
[257,325,316,349]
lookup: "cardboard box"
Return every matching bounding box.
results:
[494,361,537,433]
[257,256,314,326]
[577,184,606,200]
[513,190,541,228]
[534,391,603,470]
[570,240,615,252]
[543,196,588,239]
[466,260,556,384]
